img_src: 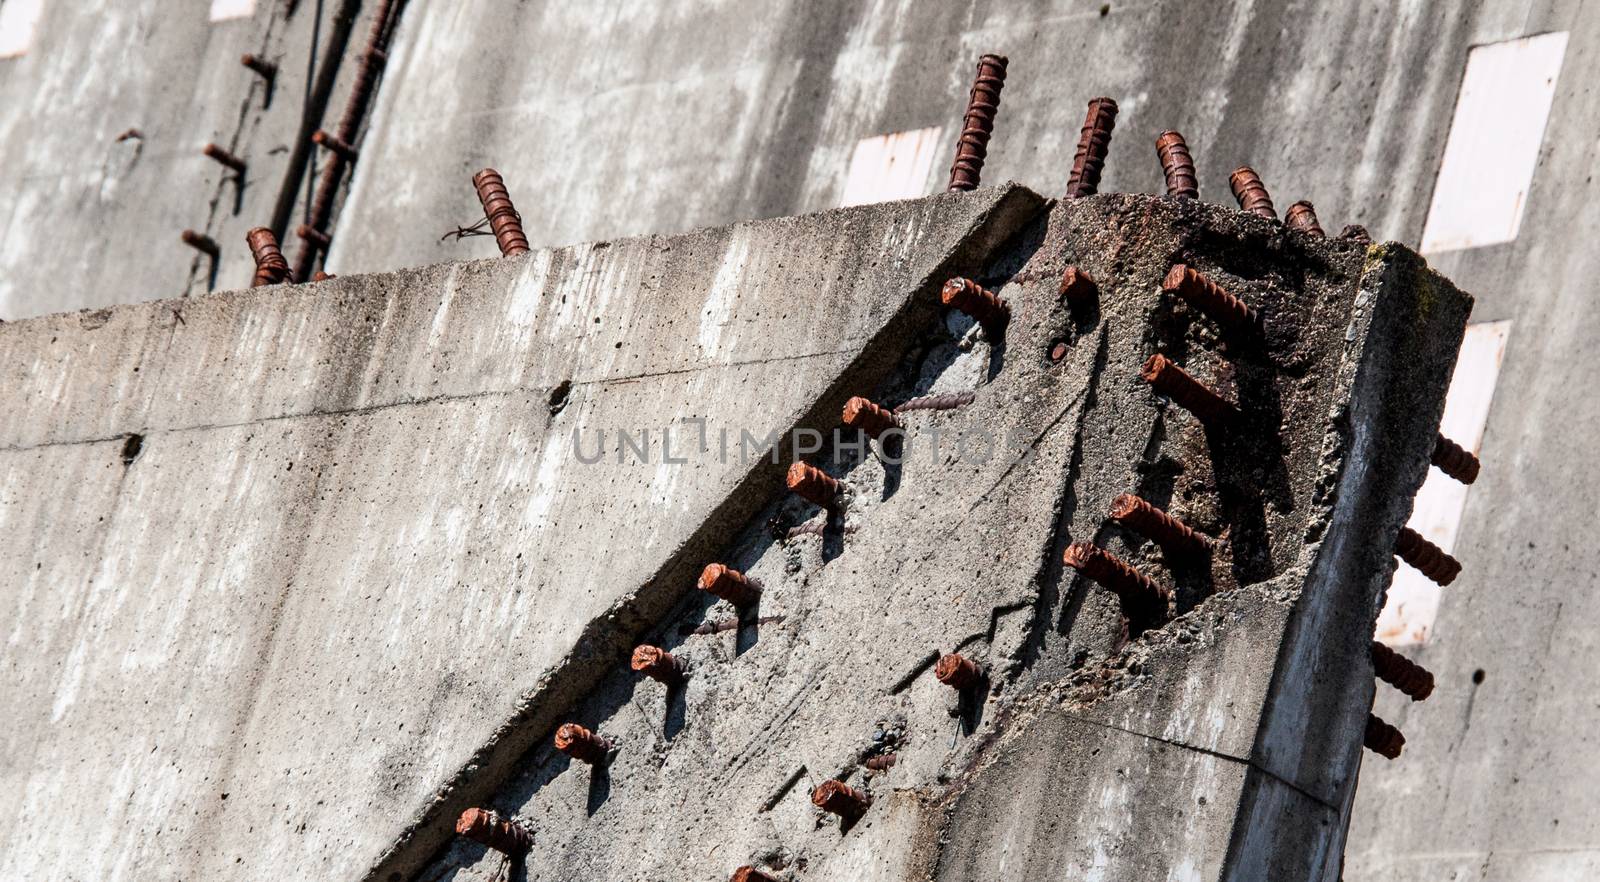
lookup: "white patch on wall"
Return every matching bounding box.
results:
[1420,32,1567,254]
[839,126,943,208]
[0,0,45,58]
[1376,321,1511,646]
[208,0,256,22]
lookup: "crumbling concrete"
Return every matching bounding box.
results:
[328,194,1466,881]
[1,176,1472,881]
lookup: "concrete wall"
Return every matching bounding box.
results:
[3,0,1597,879]
[0,0,388,317]
[0,185,1038,880]
[0,182,1471,880]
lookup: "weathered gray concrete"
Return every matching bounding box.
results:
[391,194,1466,882]
[0,185,1039,881]
[330,0,1485,277]
[4,0,1597,878]
[0,0,388,318]
[1345,5,1600,881]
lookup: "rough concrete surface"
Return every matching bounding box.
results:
[0,185,1039,881]
[383,194,1467,882]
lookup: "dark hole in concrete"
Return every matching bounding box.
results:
[548,379,572,415]
[1472,668,1486,684]
[1100,3,1111,15]
[120,433,144,465]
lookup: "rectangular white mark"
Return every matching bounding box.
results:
[1420,32,1567,254]
[209,0,256,22]
[1376,321,1512,646]
[0,0,45,58]
[839,126,943,208]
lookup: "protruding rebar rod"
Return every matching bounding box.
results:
[1432,433,1480,484]
[1371,641,1435,701]
[947,54,1008,192]
[455,808,533,856]
[1364,713,1405,759]
[1062,541,1170,608]
[1228,166,1276,219]
[1140,354,1237,424]
[1162,264,1260,340]
[180,229,220,259]
[1285,200,1325,236]
[202,143,247,174]
[1155,131,1198,199]
[246,227,290,286]
[1394,527,1461,586]
[1066,97,1119,198]
[312,129,359,162]
[472,168,531,257]
[1108,494,1211,563]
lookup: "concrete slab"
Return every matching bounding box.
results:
[0,185,1042,881]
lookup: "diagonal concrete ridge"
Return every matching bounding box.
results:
[0,184,1045,881]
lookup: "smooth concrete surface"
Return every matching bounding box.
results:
[0,185,1040,881]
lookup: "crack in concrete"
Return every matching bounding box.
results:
[1060,709,1339,812]
[0,346,863,453]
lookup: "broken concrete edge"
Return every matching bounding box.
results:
[882,240,1471,879]
[1225,243,1471,879]
[354,183,1049,882]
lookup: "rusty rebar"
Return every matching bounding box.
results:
[1162,264,1260,339]
[240,53,277,81]
[1109,494,1211,563]
[1066,97,1119,198]
[631,645,685,684]
[455,807,533,856]
[1140,354,1237,424]
[554,723,611,765]
[1395,527,1461,586]
[290,0,401,282]
[842,396,900,439]
[1058,266,1099,308]
[312,129,359,162]
[1432,434,1480,484]
[894,391,975,413]
[941,276,1009,333]
[864,753,898,772]
[472,168,531,257]
[312,271,336,282]
[296,224,331,252]
[948,54,1008,192]
[732,866,778,882]
[1155,131,1198,199]
[698,563,760,607]
[1371,641,1435,702]
[246,227,290,286]
[1228,166,1276,220]
[812,780,872,819]
[934,653,983,689]
[1364,713,1405,760]
[1062,541,1170,608]
[180,229,220,259]
[1285,200,1325,237]
[202,143,247,174]
[786,461,840,508]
